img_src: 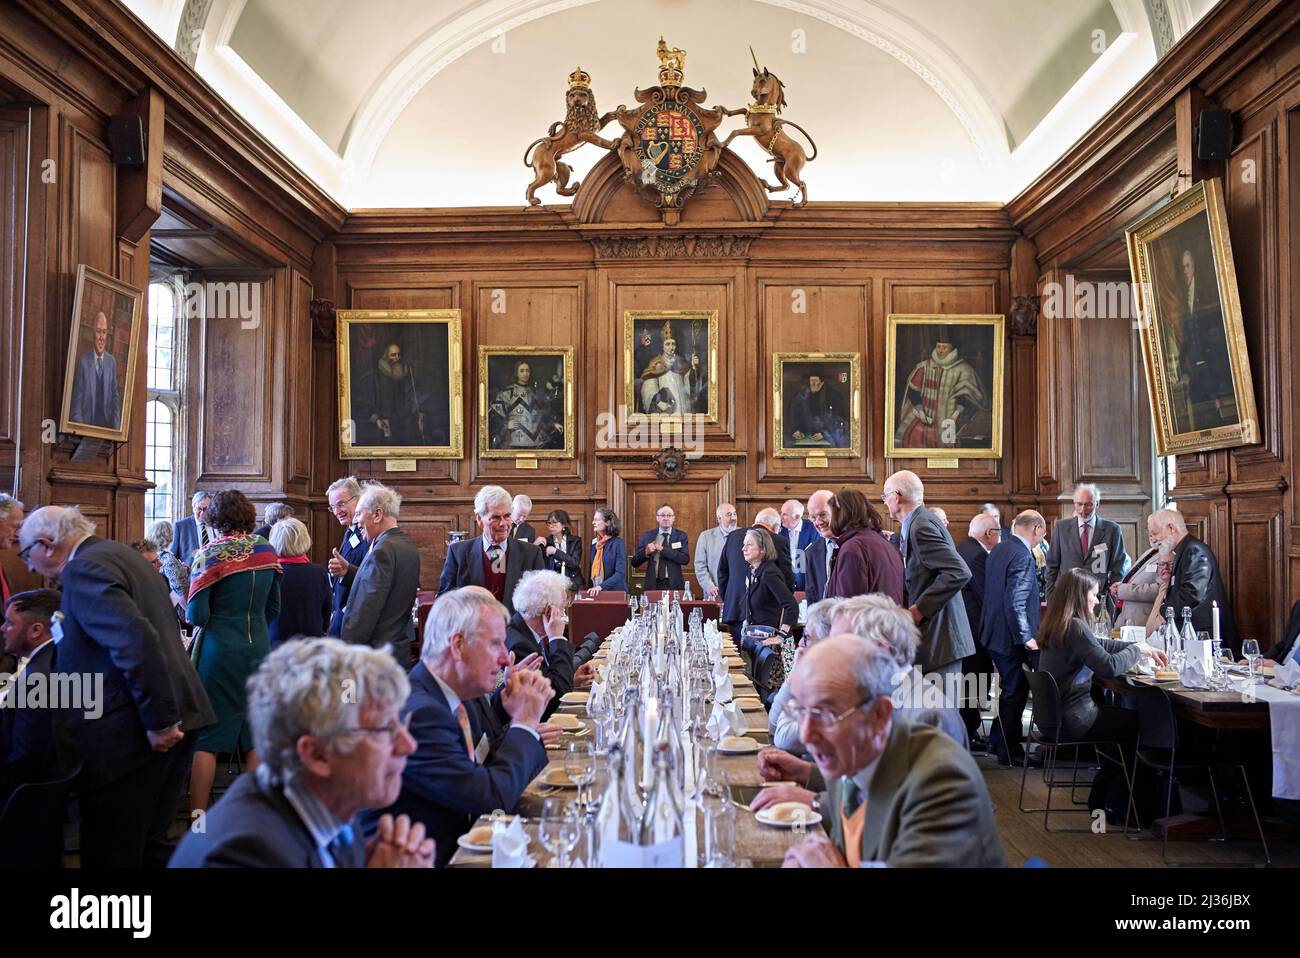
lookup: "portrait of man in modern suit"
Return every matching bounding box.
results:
[61,265,142,440]
[69,311,119,429]
[1044,482,1130,615]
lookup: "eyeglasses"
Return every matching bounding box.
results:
[881,490,899,502]
[341,712,412,743]
[17,539,50,564]
[330,494,358,515]
[483,512,511,525]
[782,698,874,729]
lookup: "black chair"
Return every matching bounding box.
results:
[1018,665,1133,832]
[754,645,782,709]
[1124,677,1269,865]
[0,762,82,867]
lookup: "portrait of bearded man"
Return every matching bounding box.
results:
[893,332,989,449]
[365,341,426,444]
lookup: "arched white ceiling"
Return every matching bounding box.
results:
[119,0,1221,208]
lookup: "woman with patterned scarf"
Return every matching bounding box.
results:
[186,489,282,812]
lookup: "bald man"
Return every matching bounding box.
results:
[694,502,737,601]
[956,514,1001,747]
[779,498,821,591]
[69,311,120,428]
[1148,508,1238,656]
[718,508,796,631]
[753,635,1005,867]
[802,490,836,605]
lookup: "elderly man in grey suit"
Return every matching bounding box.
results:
[341,482,421,666]
[1045,482,1130,615]
[693,502,737,600]
[752,634,1005,867]
[882,470,974,694]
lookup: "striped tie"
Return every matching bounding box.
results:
[454,703,474,760]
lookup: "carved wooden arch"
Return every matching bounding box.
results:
[572,148,770,224]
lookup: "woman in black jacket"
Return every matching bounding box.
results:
[739,528,800,639]
[266,517,332,647]
[538,509,584,591]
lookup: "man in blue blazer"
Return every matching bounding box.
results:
[979,510,1046,766]
[370,586,551,866]
[172,490,212,564]
[68,311,119,428]
[325,477,372,637]
[778,499,822,592]
[0,590,68,805]
[800,490,836,606]
[438,485,544,614]
[631,504,690,591]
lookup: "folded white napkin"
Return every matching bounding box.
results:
[1180,655,1210,690]
[491,816,531,868]
[707,700,746,739]
[714,673,734,702]
[586,681,606,715]
[1120,626,1146,644]
[1275,660,1300,687]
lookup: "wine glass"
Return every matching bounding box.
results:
[539,798,580,868]
[1242,639,1262,679]
[566,741,596,811]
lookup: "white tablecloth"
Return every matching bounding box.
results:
[1251,683,1300,799]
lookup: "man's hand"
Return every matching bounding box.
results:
[1109,583,1121,597]
[750,784,815,812]
[792,431,805,440]
[811,432,824,441]
[756,747,812,785]
[542,603,567,639]
[328,548,350,577]
[513,651,543,674]
[537,722,564,746]
[502,669,551,728]
[705,587,720,602]
[587,585,603,597]
[574,661,597,689]
[645,541,661,555]
[148,724,184,752]
[1026,638,1039,651]
[365,814,435,868]
[908,605,923,625]
[782,833,847,868]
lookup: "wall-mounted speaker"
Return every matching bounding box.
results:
[108,114,145,166]
[1196,108,1232,161]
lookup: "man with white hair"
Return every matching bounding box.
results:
[438,485,545,614]
[375,586,551,866]
[0,493,23,605]
[882,470,974,679]
[753,634,1005,867]
[18,504,215,866]
[340,483,421,665]
[506,570,578,718]
[173,489,211,562]
[718,508,796,632]
[170,639,433,867]
[802,490,836,605]
[779,498,821,592]
[693,502,737,601]
[1147,507,1238,655]
[957,514,1001,748]
[509,494,537,546]
[1045,482,1130,614]
[767,597,844,753]
[326,476,371,637]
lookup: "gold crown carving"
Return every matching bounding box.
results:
[568,67,592,91]
[656,36,686,86]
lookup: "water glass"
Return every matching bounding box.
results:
[566,741,596,810]
[539,798,580,868]
[698,770,736,867]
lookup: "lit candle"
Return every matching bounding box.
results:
[1212,601,1220,649]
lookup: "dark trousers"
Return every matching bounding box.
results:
[987,646,1029,761]
[959,645,995,739]
[78,733,196,868]
[1078,705,1139,814]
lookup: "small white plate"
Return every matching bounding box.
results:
[755,807,822,829]
[456,834,494,853]
[717,740,761,755]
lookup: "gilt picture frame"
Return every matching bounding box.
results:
[772,352,861,458]
[478,346,575,459]
[623,309,719,424]
[59,264,145,442]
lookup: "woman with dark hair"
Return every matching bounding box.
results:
[1037,567,1166,814]
[824,488,905,604]
[585,507,627,596]
[186,489,282,811]
[537,508,584,590]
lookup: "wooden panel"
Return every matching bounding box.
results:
[288,270,313,485]
[196,277,272,479]
[71,124,115,275]
[1229,498,1284,651]
[0,108,24,454]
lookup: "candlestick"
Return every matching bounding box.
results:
[1212,601,1220,649]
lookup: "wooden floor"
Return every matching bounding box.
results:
[982,754,1300,867]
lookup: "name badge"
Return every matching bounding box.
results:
[474,733,490,765]
[348,533,361,549]
[51,620,65,644]
[672,540,681,549]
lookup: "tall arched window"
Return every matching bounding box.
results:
[145,280,183,525]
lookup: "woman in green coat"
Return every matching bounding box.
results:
[187,490,282,811]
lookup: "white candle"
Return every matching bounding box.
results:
[1212,601,1220,648]
[643,697,658,789]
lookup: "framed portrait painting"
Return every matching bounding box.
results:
[1126,178,1258,455]
[478,346,575,458]
[772,353,861,458]
[884,314,1004,459]
[623,309,718,423]
[59,264,145,442]
[336,309,463,460]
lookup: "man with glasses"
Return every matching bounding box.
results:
[632,503,689,592]
[750,634,1005,867]
[372,586,551,867]
[172,490,211,564]
[1044,482,1130,617]
[326,476,371,637]
[171,639,434,867]
[801,490,836,605]
[438,485,544,615]
[778,498,821,592]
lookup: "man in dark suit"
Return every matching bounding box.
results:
[371,586,551,867]
[438,485,545,614]
[802,490,836,605]
[252,501,293,541]
[631,504,690,591]
[509,494,539,548]
[68,311,119,428]
[778,499,822,592]
[171,639,433,867]
[1045,482,1130,615]
[171,490,211,564]
[718,510,796,631]
[1261,599,1300,667]
[883,471,975,678]
[18,505,215,867]
[505,570,578,718]
[0,589,66,804]
[326,477,372,637]
[1150,507,1240,657]
[980,510,1046,766]
[340,483,421,665]
[956,515,1001,747]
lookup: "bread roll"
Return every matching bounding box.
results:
[720,735,757,750]
[768,802,813,822]
[466,825,494,845]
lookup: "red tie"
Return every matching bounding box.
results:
[1079,522,1090,557]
